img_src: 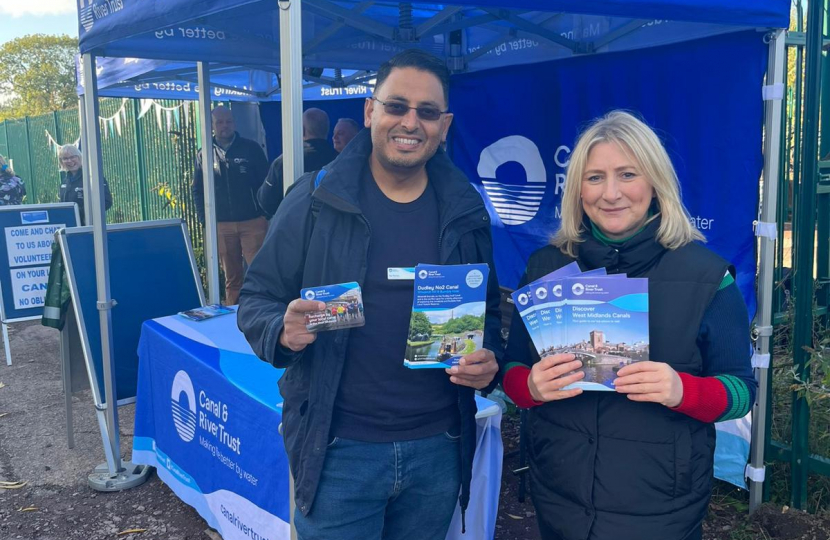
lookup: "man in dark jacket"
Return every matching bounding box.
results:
[238,50,503,540]
[192,106,269,305]
[257,108,339,217]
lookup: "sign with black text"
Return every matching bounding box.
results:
[0,203,79,322]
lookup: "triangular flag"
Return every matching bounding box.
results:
[114,115,122,136]
[155,104,163,131]
[138,99,154,119]
[166,110,172,132]
[173,108,180,128]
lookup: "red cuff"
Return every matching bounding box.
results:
[503,365,543,409]
[671,372,728,423]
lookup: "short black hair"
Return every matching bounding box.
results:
[374,49,449,106]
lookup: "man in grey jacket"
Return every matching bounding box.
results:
[238,49,502,540]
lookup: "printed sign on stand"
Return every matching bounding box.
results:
[0,203,79,366]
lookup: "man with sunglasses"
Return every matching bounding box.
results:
[238,49,503,540]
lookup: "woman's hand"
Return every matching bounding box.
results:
[527,353,584,402]
[613,361,683,407]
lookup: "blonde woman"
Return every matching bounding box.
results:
[58,145,112,225]
[502,111,755,540]
[0,155,25,206]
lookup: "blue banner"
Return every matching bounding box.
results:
[449,30,767,319]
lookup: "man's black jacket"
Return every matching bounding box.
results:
[192,133,268,223]
[257,138,339,217]
[237,129,504,524]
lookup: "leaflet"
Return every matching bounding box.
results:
[404,263,489,369]
[512,261,582,355]
[300,282,365,331]
[178,304,235,321]
[556,276,650,391]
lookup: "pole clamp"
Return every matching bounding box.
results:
[96,299,118,311]
[753,220,778,240]
[751,353,771,369]
[745,464,766,483]
[762,83,784,101]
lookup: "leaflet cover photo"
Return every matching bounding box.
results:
[300,282,365,332]
[404,263,489,369]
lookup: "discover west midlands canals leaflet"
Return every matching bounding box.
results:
[511,261,582,353]
[404,263,489,369]
[516,269,649,391]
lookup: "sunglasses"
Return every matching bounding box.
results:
[372,97,448,122]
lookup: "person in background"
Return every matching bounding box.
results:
[58,145,113,225]
[502,111,756,540]
[332,117,361,154]
[192,106,269,306]
[258,108,339,217]
[238,49,502,540]
[0,155,25,206]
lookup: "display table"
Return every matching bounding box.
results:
[133,313,502,540]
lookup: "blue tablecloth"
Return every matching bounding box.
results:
[133,312,502,540]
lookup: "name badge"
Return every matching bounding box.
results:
[387,267,415,281]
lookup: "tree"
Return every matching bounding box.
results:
[0,35,78,121]
[407,312,433,341]
[442,314,484,335]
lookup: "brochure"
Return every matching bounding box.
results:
[179,304,236,322]
[556,275,650,391]
[300,282,365,332]
[404,263,489,369]
[513,262,582,355]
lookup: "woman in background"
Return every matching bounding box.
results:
[58,145,112,225]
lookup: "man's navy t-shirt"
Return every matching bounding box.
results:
[330,165,459,442]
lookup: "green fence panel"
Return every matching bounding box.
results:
[0,123,8,160]
[26,113,61,204]
[0,99,222,296]
[99,98,141,224]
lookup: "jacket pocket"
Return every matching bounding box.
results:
[674,423,693,503]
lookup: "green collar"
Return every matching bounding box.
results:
[589,210,653,246]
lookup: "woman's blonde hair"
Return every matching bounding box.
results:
[552,110,704,256]
[58,145,83,172]
[0,155,14,177]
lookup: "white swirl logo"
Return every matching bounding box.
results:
[517,293,529,306]
[535,286,547,300]
[170,371,197,443]
[553,284,563,298]
[571,283,585,296]
[418,270,428,280]
[304,290,316,300]
[477,136,547,226]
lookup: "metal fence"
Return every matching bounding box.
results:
[0,98,206,276]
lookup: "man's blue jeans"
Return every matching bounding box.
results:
[294,432,462,540]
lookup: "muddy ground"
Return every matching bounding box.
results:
[1,321,828,540]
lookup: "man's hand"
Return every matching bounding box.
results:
[279,299,325,352]
[613,361,683,408]
[446,349,498,390]
[527,353,584,402]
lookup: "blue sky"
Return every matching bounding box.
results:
[0,1,77,45]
